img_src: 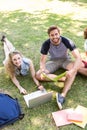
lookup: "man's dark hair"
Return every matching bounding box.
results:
[47,25,60,34]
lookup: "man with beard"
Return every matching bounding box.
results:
[36,25,82,109]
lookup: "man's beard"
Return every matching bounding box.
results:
[51,37,60,44]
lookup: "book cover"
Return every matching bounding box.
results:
[67,111,83,122]
[52,108,73,127]
[72,105,87,128]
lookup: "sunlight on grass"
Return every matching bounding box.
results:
[0,66,4,70]
[67,99,75,106]
[0,0,87,21]
[32,117,43,126]
[0,1,87,130]
[0,66,4,73]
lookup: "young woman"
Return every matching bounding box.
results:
[1,36,44,94]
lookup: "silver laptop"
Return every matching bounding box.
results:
[23,89,53,108]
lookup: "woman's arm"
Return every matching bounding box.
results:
[10,75,27,94]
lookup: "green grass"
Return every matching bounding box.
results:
[0,0,87,130]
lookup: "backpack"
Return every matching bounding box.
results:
[0,93,24,128]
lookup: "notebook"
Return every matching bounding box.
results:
[72,105,87,128]
[67,111,83,122]
[52,108,73,127]
[23,89,53,108]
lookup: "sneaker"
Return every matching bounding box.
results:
[56,93,65,110]
[1,35,6,42]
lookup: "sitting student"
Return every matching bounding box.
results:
[36,25,87,109]
[1,36,44,94]
[36,25,82,109]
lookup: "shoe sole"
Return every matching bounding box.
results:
[56,93,62,110]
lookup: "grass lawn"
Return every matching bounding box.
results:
[0,0,87,130]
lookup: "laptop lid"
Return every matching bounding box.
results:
[23,90,53,108]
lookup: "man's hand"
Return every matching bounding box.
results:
[38,85,45,91]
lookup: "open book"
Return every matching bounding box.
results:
[52,109,73,127]
[41,72,66,88]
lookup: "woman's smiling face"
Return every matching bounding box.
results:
[12,54,22,67]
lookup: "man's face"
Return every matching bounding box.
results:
[49,29,60,45]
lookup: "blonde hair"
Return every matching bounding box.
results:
[5,51,22,77]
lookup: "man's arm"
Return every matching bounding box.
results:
[40,39,50,73]
[40,54,47,72]
[28,59,44,90]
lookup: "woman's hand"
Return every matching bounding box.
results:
[19,87,27,95]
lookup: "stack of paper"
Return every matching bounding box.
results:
[72,105,87,128]
[52,105,87,128]
[67,111,83,122]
